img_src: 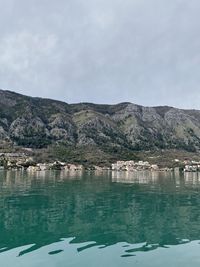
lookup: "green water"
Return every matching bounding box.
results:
[0,170,200,266]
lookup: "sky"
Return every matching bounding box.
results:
[0,0,200,108]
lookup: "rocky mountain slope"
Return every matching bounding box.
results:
[0,89,200,156]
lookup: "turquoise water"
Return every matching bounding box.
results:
[0,170,200,266]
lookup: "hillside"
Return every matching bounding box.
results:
[0,89,200,165]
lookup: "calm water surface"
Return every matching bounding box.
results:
[0,170,200,266]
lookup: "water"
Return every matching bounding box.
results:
[0,170,200,266]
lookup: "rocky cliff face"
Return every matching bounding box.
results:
[0,89,200,152]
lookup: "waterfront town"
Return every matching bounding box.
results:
[0,152,200,173]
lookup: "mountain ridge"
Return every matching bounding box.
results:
[0,89,200,163]
[1,88,199,111]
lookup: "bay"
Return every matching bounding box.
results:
[0,170,200,266]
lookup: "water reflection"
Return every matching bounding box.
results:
[184,172,200,186]
[0,170,200,258]
[111,170,161,184]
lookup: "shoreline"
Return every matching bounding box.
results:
[0,153,199,173]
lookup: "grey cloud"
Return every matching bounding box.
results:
[0,0,199,108]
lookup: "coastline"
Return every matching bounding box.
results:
[0,152,199,173]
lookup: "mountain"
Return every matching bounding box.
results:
[0,89,200,164]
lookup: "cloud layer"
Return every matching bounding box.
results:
[0,0,200,108]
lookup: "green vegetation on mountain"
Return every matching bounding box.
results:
[0,89,200,164]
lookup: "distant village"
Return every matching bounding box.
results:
[0,153,84,171]
[112,160,160,171]
[0,152,200,173]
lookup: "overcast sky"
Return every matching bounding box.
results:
[0,0,200,108]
